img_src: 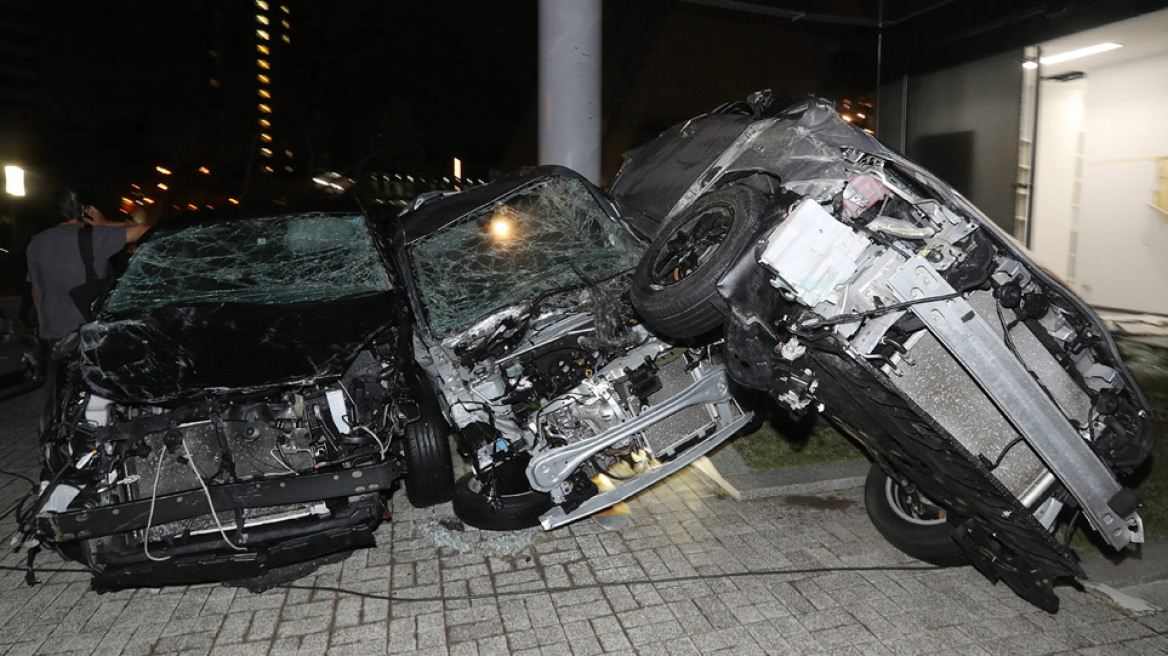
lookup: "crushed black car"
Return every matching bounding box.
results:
[26,204,448,590]
[391,167,752,531]
[612,91,1154,611]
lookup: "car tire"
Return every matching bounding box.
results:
[451,472,554,531]
[864,465,970,566]
[631,185,767,338]
[403,410,455,508]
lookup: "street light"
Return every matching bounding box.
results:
[4,165,25,197]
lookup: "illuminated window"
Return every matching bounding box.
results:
[157,183,168,190]
[156,166,172,175]
[284,150,293,159]
[284,165,294,173]
[281,19,290,29]
[228,198,239,205]
[256,0,269,9]
[143,197,155,205]
[263,165,274,173]
[260,147,273,157]
[187,204,198,211]
[258,89,271,99]
[256,29,270,40]
[282,34,290,44]
[209,78,220,88]
[256,14,269,25]
[258,104,272,114]
[198,166,210,174]
[260,133,273,143]
[257,44,270,55]
[257,74,270,84]
[280,5,289,13]
[257,59,270,70]
[259,118,271,128]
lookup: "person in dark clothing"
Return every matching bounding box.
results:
[26,191,148,341]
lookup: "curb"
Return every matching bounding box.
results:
[693,443,868,500]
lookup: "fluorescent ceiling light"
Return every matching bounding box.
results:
[1041,42,1122,66]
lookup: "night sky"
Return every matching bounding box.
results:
[9,0,877,228]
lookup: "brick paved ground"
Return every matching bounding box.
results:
[2,387,1166,656]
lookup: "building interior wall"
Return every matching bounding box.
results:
[1033,53,1168,314]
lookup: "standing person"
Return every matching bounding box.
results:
[26,190,148,342]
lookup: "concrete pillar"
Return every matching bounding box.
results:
[538,0,602,183]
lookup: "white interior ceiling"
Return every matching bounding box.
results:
[1039,7,1168,76]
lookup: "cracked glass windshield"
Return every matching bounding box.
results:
[408,176,640,335]
[104,213,391,313]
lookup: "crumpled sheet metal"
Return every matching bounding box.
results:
[407,175,640,336]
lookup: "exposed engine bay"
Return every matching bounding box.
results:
[395,169,750,531]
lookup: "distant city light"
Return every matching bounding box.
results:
[198,166,210,174]
[841,114,853,122]
[156,166,172,175]
[4,165,25,197]
[143,197,155,204]
[157,183,168,190]
[228,198,239,205]
[187,204,198,211]
[856,112,866,119]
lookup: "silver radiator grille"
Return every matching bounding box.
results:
[890,331,1049,498]
[641,358,719,458]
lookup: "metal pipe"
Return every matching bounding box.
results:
[538,0,602,183]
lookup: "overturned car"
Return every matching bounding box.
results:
[391,168,752,531]
[26,205,445,589]
[612,92,1154,611]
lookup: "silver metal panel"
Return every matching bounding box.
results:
[886,256,1135,550]
[643,359,717,457]
[890,332,1048,498]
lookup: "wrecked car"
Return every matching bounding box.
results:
[26,204,450,589]
[390,167,752,530]
[612,91,1154,611]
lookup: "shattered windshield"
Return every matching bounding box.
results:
[408,176,640,335]
[104,213,391,313]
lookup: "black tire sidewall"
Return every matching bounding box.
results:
[863,465,970,567]
[450,472,553,531]
[631,185,767,339]
[402,410,455,508]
